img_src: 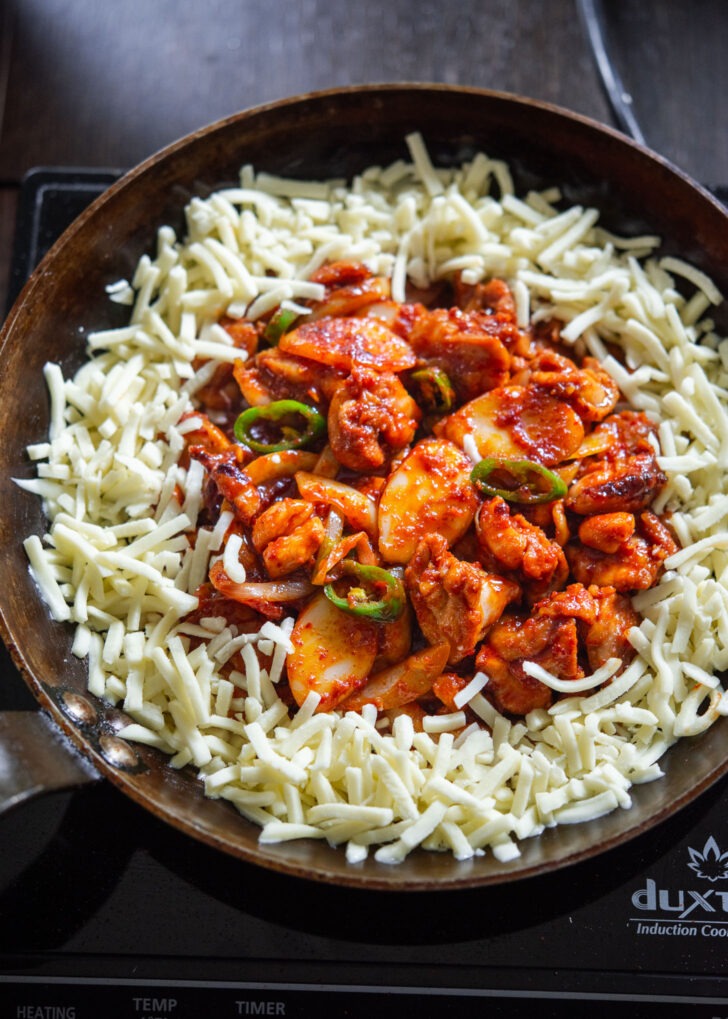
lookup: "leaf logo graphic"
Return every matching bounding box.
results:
[687,837,728,882]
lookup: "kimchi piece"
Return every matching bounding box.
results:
[183,260,677,723]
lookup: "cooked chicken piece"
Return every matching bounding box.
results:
[233,348,345,408]
[251,498,325,578]
[327,365,420,471]
[188,446,260,524]
[533,583,600,624]
[181,410,241,456]
[565,451,667,516]
[566,510,678,591]
[306,261,391,320]
[583,585,640,671]
[565,409,666,516]
[452,275,519,323]
[432,672,473,712]
[310,261,374,288]
[396,303,513,402]
[405,533,520,665]
[591,409,661,453]
[528,317,565,349]
[476,643,556,715]
[640,508,680,550]
[578,512,636,553]
[517,498,572,547]
[526,350,620,423]
[476,496,568,601]
[476,585,599,715]
[219,316,260,356]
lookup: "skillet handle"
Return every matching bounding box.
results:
[0,710,100,815]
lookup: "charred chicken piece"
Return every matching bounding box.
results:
[566,511,678,591]
[476,495,569,602]
[405,533,520,665]
[327,365,421,471]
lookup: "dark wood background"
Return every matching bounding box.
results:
[1,0,726,313]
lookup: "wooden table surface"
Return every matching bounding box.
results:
[1,0,726,315]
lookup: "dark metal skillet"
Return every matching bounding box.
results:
[0,84,726,891]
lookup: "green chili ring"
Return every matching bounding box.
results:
[470,456,568,504]
[263,307,298,346]
[234,399,326,454]
[324,561,405,622]
[411,366,456,415]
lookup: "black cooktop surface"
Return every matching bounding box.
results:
[1,171,727,1018]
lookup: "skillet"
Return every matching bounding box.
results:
[1,84,727,890]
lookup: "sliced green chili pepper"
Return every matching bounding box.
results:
[411,366,456,415]
[470,456,567,505]
[234,399,326,454]
[263,307,298,346]
[324,561,405,622]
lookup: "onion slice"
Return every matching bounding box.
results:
[209,560,313,603]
